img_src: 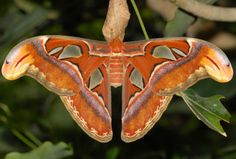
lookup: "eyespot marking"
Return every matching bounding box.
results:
[89,68,104,90]
[59,45,83,59]
[48,47,64,55]
[172,48,187,57]
[130,68,144,89]
[152,46,176,60]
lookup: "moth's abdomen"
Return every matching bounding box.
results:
[109,56,124,87]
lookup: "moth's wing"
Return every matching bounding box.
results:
[121,38,233,142]
[121,40,174,142]
[121,62,172,142]
[59,63,112,142]
[2,36,112,142]
[46,36,113,142]
[144,38,233,95]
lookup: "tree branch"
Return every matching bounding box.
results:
[102,0,130,42]
[147,0,177,21]
[169,0,236,22]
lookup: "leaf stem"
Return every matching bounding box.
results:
[130,0,149,40]
[11,129,37,149]
[24,130,42,146]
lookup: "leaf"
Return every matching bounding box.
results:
[217,145,236,159]
[2,7,48,42]
[179,89,231,136]
[0,7,49,56]
[4,141,73,159]
[0,127,21,153]
[164,10,194,37]
[164,0,218,37]
[0,103,11,118]
[105,147,120,159]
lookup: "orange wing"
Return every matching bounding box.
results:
[121,38,233,142]
[1,36,113,142]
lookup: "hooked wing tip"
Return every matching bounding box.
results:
[1,41,35,80]
[200,44,233,83]
[188,38,234,83]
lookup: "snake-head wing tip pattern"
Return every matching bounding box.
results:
[188,38,233,83]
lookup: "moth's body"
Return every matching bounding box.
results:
[89,39,126,87]
[1,35,233,143]
[84,38,146,87]
[108,56,124,87]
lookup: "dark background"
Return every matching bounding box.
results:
[0,0,236,159]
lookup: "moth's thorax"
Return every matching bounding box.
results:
[109,39,125,54]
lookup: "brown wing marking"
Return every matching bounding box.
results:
[122,82,172,142]
[121,63,172,142]
[60,83,112,142]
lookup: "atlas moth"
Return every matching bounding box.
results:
[1,35,233,142]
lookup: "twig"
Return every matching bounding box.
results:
[147,0,177,21]
[102,0,130,42]
[169,0,236,22]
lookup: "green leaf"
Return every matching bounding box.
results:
[217,145,236,159]
[164,10,194,37]
[105,147,120,159]
[0,7,49,56]
[0,103,11,118]
[4,141,73,159]
[2,7,48,41]
[0,128,21,153]
[179,89,231,136]
[164,0,218,37]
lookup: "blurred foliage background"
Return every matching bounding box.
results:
[0,0,236,159]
